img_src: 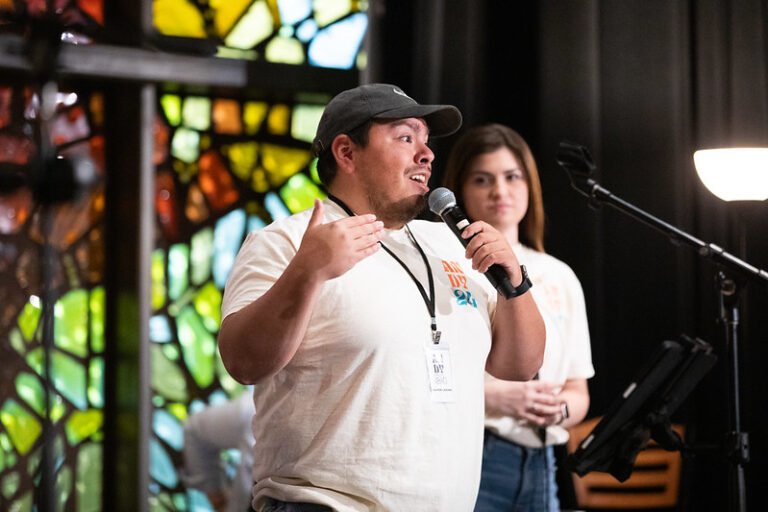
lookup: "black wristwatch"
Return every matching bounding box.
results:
[507,265,532,298]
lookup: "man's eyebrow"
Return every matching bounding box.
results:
[388,118,429,134]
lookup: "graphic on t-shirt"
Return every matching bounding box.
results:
[441,260,478,308]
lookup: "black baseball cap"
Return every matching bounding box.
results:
[312,83,462,156]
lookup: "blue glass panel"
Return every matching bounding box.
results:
[296,19,318,42]
[150,315,173,343]
[247,215,266,232]
[308,13,368,69]
[264,192,291,221]
[153,410,184,451]
[149,438,178,488]
[213,209,246,289]
[278,0,312,25]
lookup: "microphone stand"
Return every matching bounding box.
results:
[556,142,768,512]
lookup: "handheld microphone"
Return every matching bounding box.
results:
[428,187,518,299]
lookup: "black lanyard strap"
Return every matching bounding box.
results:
[327,194,441,343]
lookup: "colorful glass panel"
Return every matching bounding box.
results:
[0,82,105,510]
[151,88,330,509]
[153,0,369,70]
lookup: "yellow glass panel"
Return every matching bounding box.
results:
[212,99,242,135]
[251,168,269,193]
[154,0,207,37]
[0,0,13,10]
[226,142,258,181]
[261,144,312,187]
[210,0,253,38]
[267,104,290,135]
[225,0,274,50]
[265,36,305,65]
[243,102,269,135]
[315,0,355,27]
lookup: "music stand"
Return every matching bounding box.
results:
[568,335,717,482]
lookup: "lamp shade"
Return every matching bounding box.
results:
[693,148,768,201]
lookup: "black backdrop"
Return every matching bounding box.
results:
[372,1,768,510]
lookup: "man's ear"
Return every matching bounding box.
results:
[331,134,356,175]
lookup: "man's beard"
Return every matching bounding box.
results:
[366,189,427,227]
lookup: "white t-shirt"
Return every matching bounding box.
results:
[484,244,594,447]
[222,200,499,512]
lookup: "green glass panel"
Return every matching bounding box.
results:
[162,343,180,361]
[10,492,33,512]
[190,228,213,286]
[309,157,321,184]
[26,347,43,375]
[243,102,269,135]
[177,306,215,388]
[182,97,211,131]
[88,357,104,408]
[227,141,258,181]
[9,328,24,355]
[151,344,188,402]
[161,94,182,126]
[265,36,305,64]
[172,492,187,510]
[168,244,189,301]
[52,350,88,410]
[279,172,326,213]
[291,104,325,144]
[15,373,44,416]
[0,399,42,455]
[76,443,102,512]
[225,0,273,49]
[154,0,206,37]
[18,299,41,341]
[50,393,66,423]
[193,282,222,333]
[54,289,89,358]
[2,471,19,499]
[152,249,167,310]
[167,402,187,422]
[89,286,105,352]
[56,465,72,510]
[170,127,200,163]
[262,143,312,186]
[65,409,103,445]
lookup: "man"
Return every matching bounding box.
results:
[219,83,545,512]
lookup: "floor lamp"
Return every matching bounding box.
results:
[693,147,768,512]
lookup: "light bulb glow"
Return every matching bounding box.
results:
[693,148,768,201]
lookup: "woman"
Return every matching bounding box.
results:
[443,124,594,512]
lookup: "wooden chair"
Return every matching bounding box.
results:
[566,417,685,510]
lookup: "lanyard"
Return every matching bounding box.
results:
[327,194,441,344]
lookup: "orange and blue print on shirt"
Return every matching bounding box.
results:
[441,260,478,308]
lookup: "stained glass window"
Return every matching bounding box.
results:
[2,1,364,510]
[153,0,369,69]
[150,90,327,510]
[0,82,106,510]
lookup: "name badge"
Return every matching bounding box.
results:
[425,341,455,403]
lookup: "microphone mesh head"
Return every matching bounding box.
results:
[428,187,457,215]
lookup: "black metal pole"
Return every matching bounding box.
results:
[555,141,765,512]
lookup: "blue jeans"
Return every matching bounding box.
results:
[261,498,332,512]
[474,430,560,512]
